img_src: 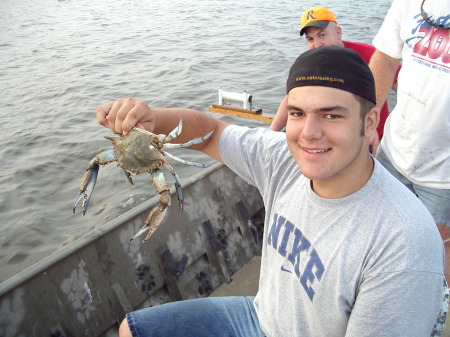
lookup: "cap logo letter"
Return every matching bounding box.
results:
[306,10,316,20]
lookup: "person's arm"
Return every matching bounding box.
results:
[269,95,289,131]
[96,98,229,163]
[369,50,401,110]
[391,63,402,92]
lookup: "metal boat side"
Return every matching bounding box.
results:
[0,162,264,337]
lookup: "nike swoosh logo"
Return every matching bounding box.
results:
[281,266,292,273]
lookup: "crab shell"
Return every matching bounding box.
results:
[106,130,167,174]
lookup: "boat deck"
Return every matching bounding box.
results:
[210,256,260,297]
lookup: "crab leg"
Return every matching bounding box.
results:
[162,162,184,212]
[163,130,214,149]
[124,170,134,186]
[162,151,209,168]
[161,119,183,143]
[131,122,214,149]
[130,168,172,243]
[73,149,115,215]
[131,121,183,145]
[73,161,99,215]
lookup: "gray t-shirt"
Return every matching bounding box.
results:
[219,125,445,337]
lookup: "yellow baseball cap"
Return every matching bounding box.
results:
[300,6,338,36]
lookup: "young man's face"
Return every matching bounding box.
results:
[304,22,343,49]
[286,86,375,198]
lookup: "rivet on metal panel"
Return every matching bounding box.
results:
[202,220,227,252]
[112,282,133,315]
[49,323,68,337]
[161,250,188,279]
[236,200,260,243]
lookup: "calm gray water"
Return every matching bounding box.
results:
[0,0,392,283]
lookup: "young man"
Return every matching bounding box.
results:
[369,0,450,280]
[269,6,399,145]
[98,47,445,337]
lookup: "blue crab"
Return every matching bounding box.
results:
[73,120,214,242]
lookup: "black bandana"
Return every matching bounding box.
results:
[286,46,376,104]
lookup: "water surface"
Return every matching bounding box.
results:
[0,0,393,283]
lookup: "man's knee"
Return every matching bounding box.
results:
[119,317,132,337]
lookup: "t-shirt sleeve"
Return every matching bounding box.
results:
[372,0,404,59]
[219,125,286,194]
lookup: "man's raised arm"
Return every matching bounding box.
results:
[96,98,229,163]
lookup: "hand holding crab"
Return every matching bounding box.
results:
[73,120,213,243]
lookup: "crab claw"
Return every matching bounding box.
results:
[130,190,171,243]
[73,162,99,215]
[124,169,134,186]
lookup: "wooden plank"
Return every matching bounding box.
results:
[209,105,274,123]
[211,104,262,115]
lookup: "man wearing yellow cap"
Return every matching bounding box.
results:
[269,6,399,145]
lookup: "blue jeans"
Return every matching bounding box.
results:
[376,146,450,226]
[126,296,265,337]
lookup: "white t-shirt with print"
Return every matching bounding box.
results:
[373,0,450,188]
[219,125,445,337]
